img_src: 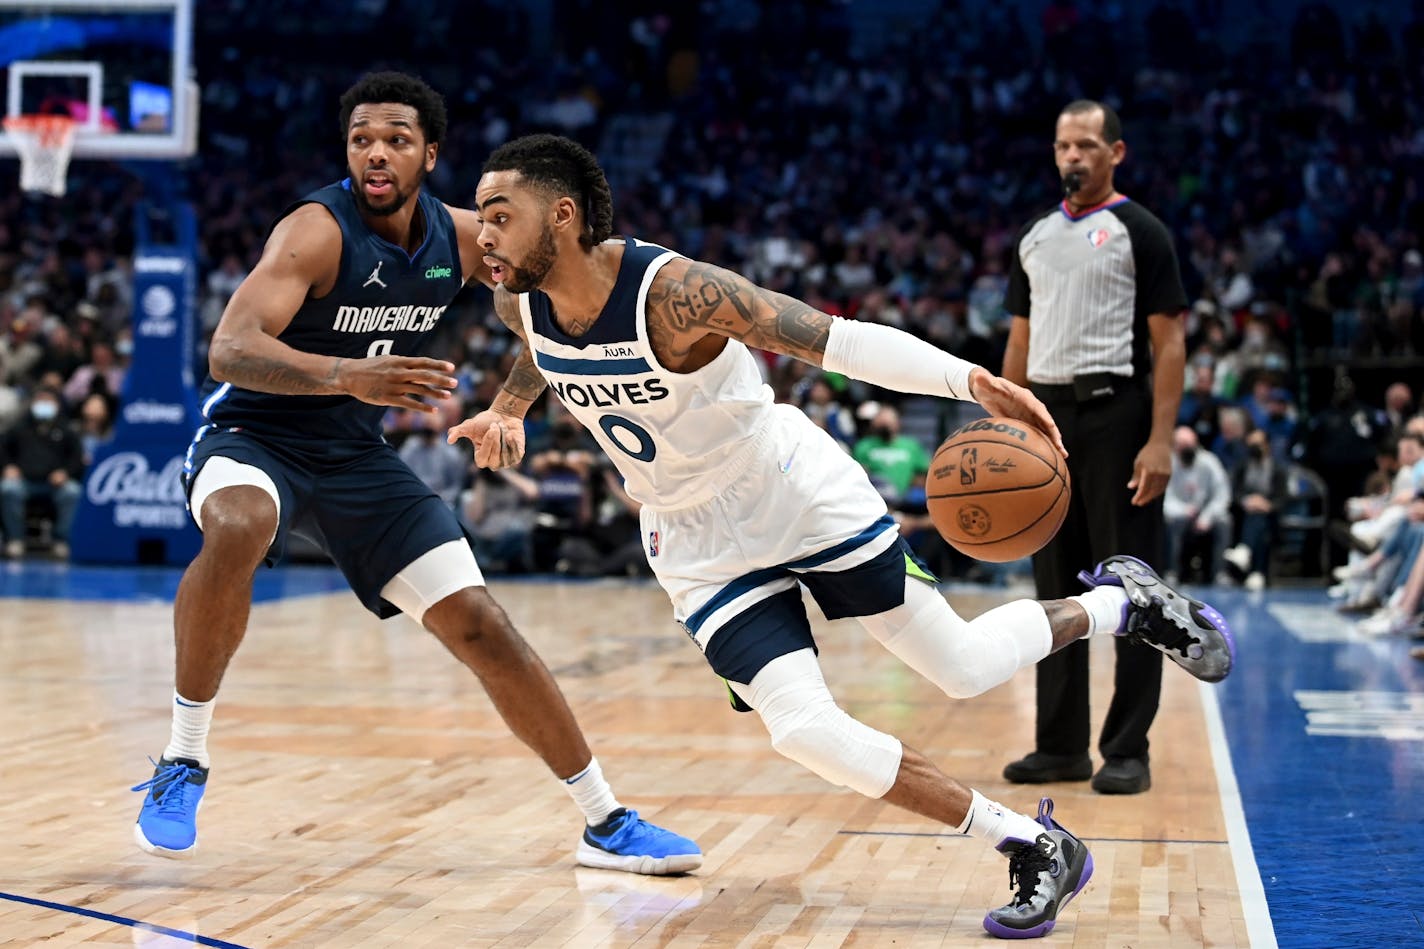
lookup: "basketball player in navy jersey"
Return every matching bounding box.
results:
[130,74,701,876]
[454,134,1235,939]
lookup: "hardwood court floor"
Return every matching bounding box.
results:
[0,575,1250,947]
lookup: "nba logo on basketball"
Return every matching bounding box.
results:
[648,531,660,557]
[1086,228,1110,248]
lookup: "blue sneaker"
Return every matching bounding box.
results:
[132,757,208,858]
[575,808,702,875]
[983,798,1093,939]
[1079,555,1236,683]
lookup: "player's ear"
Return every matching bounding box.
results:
[425,141,438,173]
[551,195,579,231]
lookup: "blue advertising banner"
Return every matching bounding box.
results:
[69,249,203,564]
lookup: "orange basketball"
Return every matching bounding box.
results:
[926,417,1070,562]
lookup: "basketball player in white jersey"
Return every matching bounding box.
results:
[452,134,1234,939]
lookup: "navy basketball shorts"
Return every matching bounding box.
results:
[183,427,471,618]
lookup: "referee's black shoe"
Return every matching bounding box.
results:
[1003,751,1092,784]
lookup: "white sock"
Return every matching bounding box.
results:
[162,691,215,768]
[1070,584,1131,637]
[562,757,621,826]
[954,788,1045,849]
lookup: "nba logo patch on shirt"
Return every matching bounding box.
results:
[648,530,660,557]
[1086,227,1110,248]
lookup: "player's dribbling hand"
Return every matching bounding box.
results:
[339,356,457,412]
[966,368,1068,459]
[448,409,526,469]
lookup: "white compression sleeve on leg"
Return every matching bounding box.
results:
[735,649,903,799]
[821,317,981,402]
[858,578,1052,699]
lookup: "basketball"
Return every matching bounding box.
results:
[926,417,1070,562]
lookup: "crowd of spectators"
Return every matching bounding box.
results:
[0,1,1421,608]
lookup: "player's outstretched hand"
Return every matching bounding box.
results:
[448,410,527,469]
[966,368,1068,459]
[340,356,457,412]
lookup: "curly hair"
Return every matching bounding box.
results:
[482,134,614,250]
[338,71,447,146]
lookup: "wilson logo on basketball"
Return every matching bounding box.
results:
[949,420,1028,442]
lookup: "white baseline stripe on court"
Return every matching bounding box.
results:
[1200,681,1277,948]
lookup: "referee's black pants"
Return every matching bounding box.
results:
[1028,384,1164,761]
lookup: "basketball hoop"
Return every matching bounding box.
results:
[3,115,77,197]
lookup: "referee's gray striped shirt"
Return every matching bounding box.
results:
[1005,197,1186,385]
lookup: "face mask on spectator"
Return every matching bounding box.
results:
[1249,444,1267,460]
[872,425,894,440]
[1178,448,1197,466]
[31,400,58,421]
[115,339,134,357]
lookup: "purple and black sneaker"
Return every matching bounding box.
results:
[1079,554,1236,683]
[983,797,1093,939]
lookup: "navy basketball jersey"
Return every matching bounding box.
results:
[198,179,463,442]
[519,238,775,509]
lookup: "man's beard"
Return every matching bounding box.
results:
[352,165,426,217]
[501,224,558,293]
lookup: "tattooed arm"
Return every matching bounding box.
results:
[486,286,547,417]
[447,285,545,467]
[645,259,832,364]
[208,205,457,411]
[646,258,1066,456]
[208,205,346,393]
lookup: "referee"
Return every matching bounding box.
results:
[1000,100,1187,795]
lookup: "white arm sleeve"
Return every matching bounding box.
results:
[821,317,980,403]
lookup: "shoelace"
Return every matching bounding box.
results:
[1006,844,1054,908]
[130,760,197,814]
[1125,600,1202,659]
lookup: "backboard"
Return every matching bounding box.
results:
[0,0,194,160]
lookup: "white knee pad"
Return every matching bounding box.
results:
[736,649,902,799]
[858,578,1051,699]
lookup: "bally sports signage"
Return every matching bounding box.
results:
[85,453,189,530]
[70,241,203,565]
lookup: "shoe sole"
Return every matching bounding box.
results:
[1096,556,1236,683]
[133,821,197,859]
[983,838,1095,939]
[574,841,703,875]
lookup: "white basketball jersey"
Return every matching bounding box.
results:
[518,238,776,510]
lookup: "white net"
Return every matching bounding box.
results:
[3,115,77,198]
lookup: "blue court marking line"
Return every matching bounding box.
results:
[1201,679,1277,949]
[0,890,252,948]
[836,830,1229,844]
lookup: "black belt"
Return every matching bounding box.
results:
[1031,373,1140,404]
